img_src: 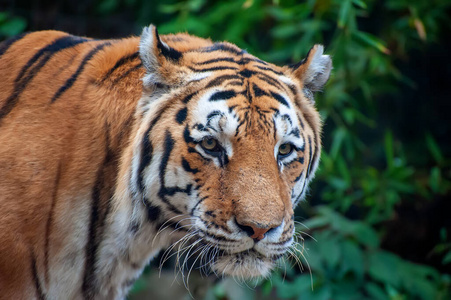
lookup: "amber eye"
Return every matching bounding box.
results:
[278,143,293,157]
[201,137,221,154]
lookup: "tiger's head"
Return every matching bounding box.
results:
[120,25,331,279]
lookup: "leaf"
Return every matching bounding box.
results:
[353,31,391,54]
[443,251,451,265]
[429,167,441,193]
[0,16,27,37]
[365,282,388,300]
[352,0,367,9]
[274,274,311,298]
[330,127,347,159]
[0,12,8,22]
[425,133,444,165]
[338,0,352,28]
[302,216,330,229]
[367,251,401,287]
[96,0,119,14]
[271,23,301,39]
[353,222,380,248]
[340,240,364,278]
[297,284,332,300]
[318,233,341,269]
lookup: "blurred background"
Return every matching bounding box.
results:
[1,0,450,299]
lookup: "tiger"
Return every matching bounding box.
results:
[0,25,331,299]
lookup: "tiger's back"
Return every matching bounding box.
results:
[0,27,331,299]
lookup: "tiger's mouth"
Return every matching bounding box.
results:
[195,233,291,279]
[165,220,294,279]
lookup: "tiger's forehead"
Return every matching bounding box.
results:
[183,44,297,108]
[182,42,296,92]
[177,42,303,143]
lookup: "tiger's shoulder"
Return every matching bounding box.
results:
[0,30,213,102]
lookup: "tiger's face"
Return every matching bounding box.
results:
[126,26,331,279]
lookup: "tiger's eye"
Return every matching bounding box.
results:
[201,138,218,151]
[278,143,293,156]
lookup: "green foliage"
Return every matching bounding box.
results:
[288,207,451,300]
[0,12,27,38]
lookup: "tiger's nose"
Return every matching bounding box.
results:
[235,219,280,241]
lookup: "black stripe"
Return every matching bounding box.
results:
[198,43,245,55]
[237,57,268,65]
[137,127,153,193]
[44,162,62,285]
[294,179,308,206]
[227,80,244,86]
[209,90,236,101]
[288,84,298,97]
[190,196,209,216]
[111,62,143,84]
[155,28,182,62]
[311,133,319,176]
[205,74,242,89]
[102,52,139,81]
[30,250,46,300]
[290,127,301,138]
[271,92,289,107]
[289,47,311,70]
[294,170,304,183]
[256,73,286,91]
[0,35,88,123]
[196,57,236,65]
[183,125,194,144]
[51,42,111,103]
[207,110,223,121]
[252,83,268,97]
[255,65,283,75]
[175,107,188,124]
[16,35,88,86]
[157,131,184,214]
[306,136,313,177]
[146,203,161,222]
[189,66,238,72]
[82,142,116,298]
[137,113,164,193]
[281,114,293,126]
[135,98,177,195]
[297,113,305,129]
[182,92,197,104]
[0,32,28,58]
[300,112,318,178]
[82,165,104,298]
[239,69,255,78]
[182,157,199,174]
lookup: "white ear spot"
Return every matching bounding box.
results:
[139,26,158,74]
[303,45,332,92]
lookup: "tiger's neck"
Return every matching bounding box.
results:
[68,40,162,299]
[78,41,178,298]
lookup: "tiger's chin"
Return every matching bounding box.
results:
[210,250,280,279]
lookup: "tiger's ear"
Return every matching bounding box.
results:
[289,45,332,100]
[139,25,183,88]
